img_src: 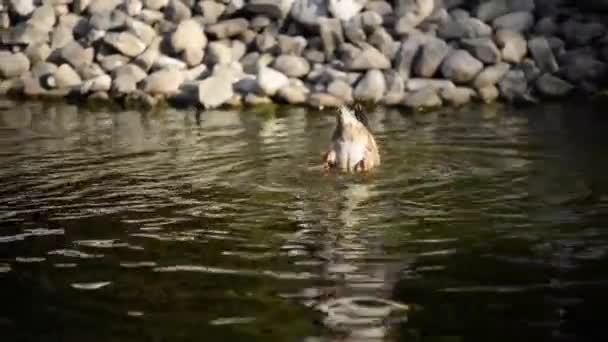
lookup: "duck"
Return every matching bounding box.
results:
[322,104,380,173]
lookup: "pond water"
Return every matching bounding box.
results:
[1,100,608,342]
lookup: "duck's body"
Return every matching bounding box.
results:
[322,105,380,173]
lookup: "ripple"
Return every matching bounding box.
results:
[0,263,10,273]
[120,261,157,268]
[71,281,112,290]
[15,257,46,263]
[154,265,318,280]
[209,317,256,326]
[48,249,104,259]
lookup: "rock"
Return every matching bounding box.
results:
[206,18,249,39]
[441,50,483,83]
[291,0,328,27]
[140,9,164,24]
[197,0,225,24]
[111,64,147,93]
[134,37,161,71]
[277,83,308,104]
[224,0,246,16]
[88,0,122,14]
[561,19,604,47]
[319,17,344,59]
[145,0,169,10]
[344,15,366,46]
[100,54,130,72]
[278,35,307,55]
[172,19,207,52]
[244,93,272,105]
[104,32,146,57]
[125,0,144,16]
[328,0,365,21]
[492,11,534,32]
[154,54,188,71]
[51,25,74,50]
[25,43,51,64]
[368,28,399,61]
[561,56,606,84]
[360,11,383,29]
[405,78,455,92]
[78,63,106,80]
[234,76,259,94]
[344,46,390,71]
[473,62,510,88]
[198,75,234,108]
[245,0,296,19]
[475,0,509,22]
[394,34,426,80]
[478,85,499,103]
[53,64,82,88]
[183,64,208,81]
[29,5,56,32]
[497,69,527,101]
[126,18,157,46]
[165,0,192,23]
[438,16,493,40]
[353,69,386,102]
[404,88,442,109]
[0,52,30,78]
[535,73,573,97]
[413,37,450,78]
[255,28,278,53]
[73,0,91,14]
[364,1,392,17]
[527,37,558,73]
[89,10,127,31]
[440,86,474,106]
[534,16,558,36]
[142,68,185,95]
[520,58,541,82]
[31,62,57,80]
[495,29,526,63]
[461,38,500,64]
[207,41,233,66]
[80,74,112,93]
[327,79,353,103]
[11,0,35,17]
[394,0,435,35]
[272,55,310,78]
[304,49,325,64]
[257,67,289,96]
[308,93,344,108]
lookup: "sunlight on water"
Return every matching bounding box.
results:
[1,101,608,341]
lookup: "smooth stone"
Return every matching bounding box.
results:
[257,66,289,96]
[134,36,161,71]
[142,68,185,95]
[278,35,307,55]
[308,92,344,108]
[291,0,328,27]
[527,36,559,73]
[111,64,147,93]
[104,32,146,57]
[198,75,235,108]
[53,64,82,88]
[25,43,51,64]
[440,86,475,106]
[171,19,207,52]
[125,18,157,46]
[196,0,226,24]
[478,84,499,103]
[535,73,574,97]
[272,55,310,78]
[473,62,510,88]
[495,29,527,63]
[497,69,527,101]
[440,49,483,83]
[327,79,353,103]
[0,52,30,78]
[328,0,365,21]
[368,27,399,61]
[206,18,249,39]
[144,0,169,10]
[245,0,296,19]
[80,74,112,93]
[277,85,308,104]
[319,17,344,59]
[29,5,56,32]
[405,78,455,91]
[207,41,233,65]
[519,58,541,82]
[413,37,450,78]
[99,54,130,72]
[437,16,493,40]
[165,0,192,23]
[353,69,386,102]
[10,0,35,17]
[492,11,534,32]
[461,38,501,64]
[404,88,442,109]
[344,46,390,71]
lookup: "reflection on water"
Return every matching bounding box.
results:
[1,101,608,341]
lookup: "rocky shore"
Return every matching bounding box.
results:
[0,0,607,110]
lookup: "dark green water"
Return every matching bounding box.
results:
[1,100,608,342]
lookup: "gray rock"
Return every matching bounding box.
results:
[111,64,147,93]
[196,0,226,24]
[475,0,509,22]
[364,0,392,17]
[278,35,307,55]
[473,62,510,88]
[344,46,390,71]
[272,55,310,78]
[440,86,474,106]
[172,19,207,52]
[291,0,328,27]
[329,0,365,21]
[308,92,344,108]
[155,54,189,70]
[73,0,91,14]
[327,79,353,103]
[80,74,112,93]
[245,0,296,19]
[304,49,325,64]
[492,11,534,32]
[234,76,259,94]
[413,37,450,78]
[29,5,56,32]
[535,73,573,97]
[353,69,386,102]
[140,9,164,24]
[561,19,604,47]
[257,66,289,96]
[534,16,558,36]
[4,22,49,45]
[165,0,192,23]
[134,36,161,71]
[88,0,122,14]
[344,15,366,46]
[53,64,82,88]
[319,17,344,59]
[104,32,147,57]
[78,63,106,80]
[250,16,272,32]
[207,41,233,66]
[497,69,527,101]
[519,58,541,82]
[0,52,30,78]
[31,62,57,80]
[198,74,234,108]
[495,29,526,63]
[383,72,406,105]
[478,85,499,103]
[527,37,558,73]
[142,68,185,95]
[404,88,442,109]
[224,0,246,16]
[441,50,484,83]
[183,64,208,81]
[368,28,399,61]
[405,78,455,92]
[438,16,493,40]
[394,0,435,35]
[126,18,157,46]
[244,93,272,105]
[100,54,130,72]
[51,25,73,50]
[277,83,309,104]
[25,43,51,64]
[231,40,247,62]
[360,11,383,29]
[125,0,144,16]
[89,10,127,31]
[144,0,169,10]
[255,28,278,53]
[394,34,426,80]
[461,38,500,64]
[561,56,606,84]
[241,52,274,74]
[57,42,94,70]
[206,18,249,39]
[10,0,35,17]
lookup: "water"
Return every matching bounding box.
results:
[1,100,608,342]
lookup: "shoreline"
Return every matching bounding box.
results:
[1,0,607,111]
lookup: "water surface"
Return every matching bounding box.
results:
[1,100,608,342]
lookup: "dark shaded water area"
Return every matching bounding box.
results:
[1,100,608,342]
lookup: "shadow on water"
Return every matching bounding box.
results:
[1,100,608,341]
